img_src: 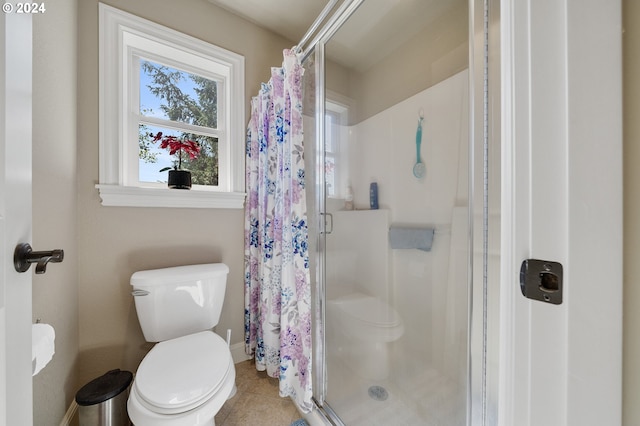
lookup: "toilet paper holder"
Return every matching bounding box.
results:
[14,243,64,274]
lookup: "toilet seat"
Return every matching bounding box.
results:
[128,358,235,426]
[134,331,232,415]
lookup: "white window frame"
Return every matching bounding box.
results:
[325,96,349,199]
[97,3,245,208]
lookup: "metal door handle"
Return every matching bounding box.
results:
[14,243,64,274]
[320,212,333,235]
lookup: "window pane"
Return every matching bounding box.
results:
[140,59,218,129]
[325,156,336,197]
[325,113,334,152]
[139,124,219,186]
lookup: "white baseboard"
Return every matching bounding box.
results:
[230,342,251,364]
[59,400,77,426]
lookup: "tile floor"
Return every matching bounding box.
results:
[71,359,303,425]
[215,359,303,426]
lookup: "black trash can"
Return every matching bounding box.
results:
[75,369,133,426]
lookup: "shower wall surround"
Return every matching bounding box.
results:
[342,70,468,215]
[320,69,469,424]
[359,68,467,376]
[325,209,390,301]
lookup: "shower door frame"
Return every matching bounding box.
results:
[305,0,479,424]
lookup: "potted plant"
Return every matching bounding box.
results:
[150,132,200,189]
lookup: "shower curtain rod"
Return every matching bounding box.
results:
[297,0,364,63]
[295,0,339,56]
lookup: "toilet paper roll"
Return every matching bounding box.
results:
[32,323,55,376]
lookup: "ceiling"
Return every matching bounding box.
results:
[207,0,464,72]
[206,0,327,45]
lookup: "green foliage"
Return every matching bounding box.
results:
[182,134,219,186]
[139,108,159,163]
[191,75,218,129]
[138,124,158,163]
[139,61,219,186]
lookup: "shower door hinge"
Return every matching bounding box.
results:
[519,259,563,305]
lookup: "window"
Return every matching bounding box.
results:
[325,99,349,199]
[324,111,339,198]
[97,4,245,208]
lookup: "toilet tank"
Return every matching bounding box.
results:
[130,263,229,342]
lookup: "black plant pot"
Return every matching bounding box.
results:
[167,170,192,190]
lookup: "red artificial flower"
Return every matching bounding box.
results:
[150,131,201,171]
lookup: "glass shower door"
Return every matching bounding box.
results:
[307,0,473,424]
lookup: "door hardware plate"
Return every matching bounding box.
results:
[519,259,563,305]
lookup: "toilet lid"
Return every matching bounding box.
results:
[335,294,402,327]
[134,331,231,414]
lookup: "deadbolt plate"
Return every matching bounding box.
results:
[519,259,563,305]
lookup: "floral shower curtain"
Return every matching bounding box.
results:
[244,49,312,412]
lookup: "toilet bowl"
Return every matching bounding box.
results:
[328,292,404,380]
[127,331,236,426]
[127,264,235,425]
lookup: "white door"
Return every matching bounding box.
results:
[500,0,622,425]
[0,11,33,426]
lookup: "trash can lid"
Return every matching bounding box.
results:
[75,369,133,406]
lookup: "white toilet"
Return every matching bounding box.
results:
[127,263,236,426]
[328,292,404,381]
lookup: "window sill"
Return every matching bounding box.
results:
[96,184,246,209]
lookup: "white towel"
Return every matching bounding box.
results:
[389,226,434,252]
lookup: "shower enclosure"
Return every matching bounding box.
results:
[300,0,499,424]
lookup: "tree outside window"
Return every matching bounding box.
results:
[138,60,220,186]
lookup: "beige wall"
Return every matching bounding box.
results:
[32,0,79,423]
[349,1,468,124]
[624,0,639,423]
[76,0,292,389]
[322,1,468,126]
